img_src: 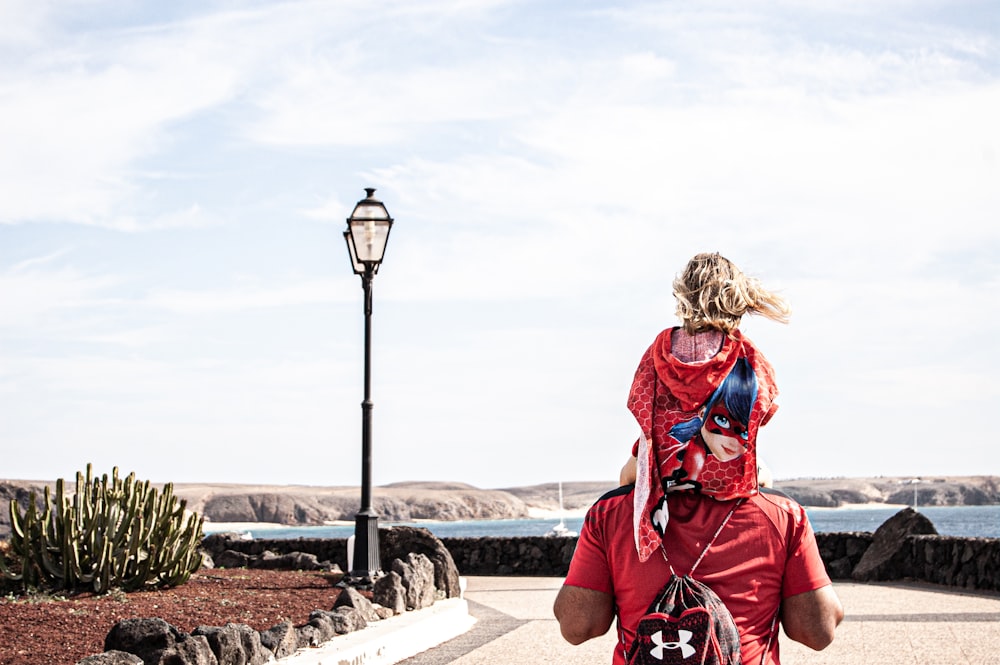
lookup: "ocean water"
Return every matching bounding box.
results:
[203,504,1000,540]
[806,504,1000,538]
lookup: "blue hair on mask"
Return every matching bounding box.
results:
[668,358,758,443]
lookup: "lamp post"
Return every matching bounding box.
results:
[343,187,393,585]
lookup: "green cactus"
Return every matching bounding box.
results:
[0,464,204,594]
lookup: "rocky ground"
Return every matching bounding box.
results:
[0,568,341,665]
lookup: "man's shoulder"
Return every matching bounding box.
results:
[585,484,634,518]
[750,488,810,532]
[597,484,634,502]
[755,487,805,511]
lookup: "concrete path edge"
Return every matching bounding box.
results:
[281,596,477,665]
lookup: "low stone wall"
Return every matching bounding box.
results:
[202,531,1000,591]
[201,534,575,577]
[815,532,873,580]
[894,535,1000,590]
[203,534,348,569]
[439,537,577,576]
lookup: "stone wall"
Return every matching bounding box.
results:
[887,535,1000,590]
[202,535,348,570]
[202,531,1000,591]
[814,532,873,580]
[439,537,578,576]
[201,533,576,576]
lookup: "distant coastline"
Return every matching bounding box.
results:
[1,475,997,536]
[805,502,909,510]
[770,475,999,509]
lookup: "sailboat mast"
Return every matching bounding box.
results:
[558,481,565,526]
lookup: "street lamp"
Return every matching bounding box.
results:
[343,187,393,585]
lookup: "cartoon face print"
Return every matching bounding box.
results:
[700,402,748,462]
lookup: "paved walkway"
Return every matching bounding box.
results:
[398,576,1000,664]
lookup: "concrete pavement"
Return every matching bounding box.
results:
[398,576,1000,665]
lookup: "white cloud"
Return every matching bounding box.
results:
[0,4,258,226]
[0,262,119,328]
[300,196,353,223]
[0,0,53,48]
[145,278,350,313]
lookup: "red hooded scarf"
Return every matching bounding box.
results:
[627,328,779,562]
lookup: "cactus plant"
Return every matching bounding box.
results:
[0,464,204,594]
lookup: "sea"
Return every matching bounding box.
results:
[203,504,1000,541]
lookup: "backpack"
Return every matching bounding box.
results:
[624,499,775,665]
[625,573,742,665]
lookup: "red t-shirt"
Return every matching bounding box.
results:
[564,488,831,665]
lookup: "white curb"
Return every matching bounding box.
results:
[280,596,476,665]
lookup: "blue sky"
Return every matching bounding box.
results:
[1,0,998,488]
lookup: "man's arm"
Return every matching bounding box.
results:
[781,584,844,650]
[553,584,615,644]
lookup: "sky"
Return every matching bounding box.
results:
[1,0,998,490]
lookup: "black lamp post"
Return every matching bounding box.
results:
[343,187,393,585]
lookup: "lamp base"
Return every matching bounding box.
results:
[345,511,382,587]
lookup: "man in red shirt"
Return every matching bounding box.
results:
[558,254,842,662]
[554,485,843,664]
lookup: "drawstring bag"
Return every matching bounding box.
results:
[626,574,742,665]
[625,499,777,665]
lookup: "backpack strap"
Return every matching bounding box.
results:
[689,498,744,575]
[759,610,780,665]
[660,498,744,576]
[648,497,782,665]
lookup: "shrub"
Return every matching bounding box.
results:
[0,464,203,594]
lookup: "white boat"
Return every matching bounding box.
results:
[545,481,578,538]
[546,521,575,538]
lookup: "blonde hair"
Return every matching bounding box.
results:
[673,252,791,335]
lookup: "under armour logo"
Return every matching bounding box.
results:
[650,629,695,660]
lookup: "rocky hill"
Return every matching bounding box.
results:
[0,475,996,537]
[501,476,1000,511]
[0,480,536,537]
[772,475,1000,508]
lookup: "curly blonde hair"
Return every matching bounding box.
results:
[673,252,791,335]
